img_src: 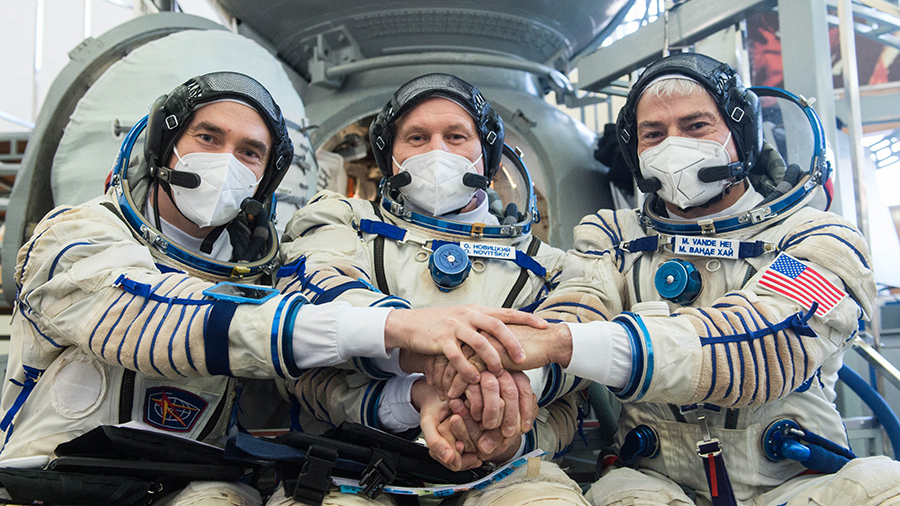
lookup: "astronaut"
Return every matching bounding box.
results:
[277,73,591,505]
[0,71,541,505]
[432,53,900,505]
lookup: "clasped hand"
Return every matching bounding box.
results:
[417,369,536,471]
[417,323,571,470]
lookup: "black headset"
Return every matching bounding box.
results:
[144,72,294,209]
[616,53,762,194]
[369,73,505,186]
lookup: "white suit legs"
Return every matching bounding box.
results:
[460,461,589,506]
[587,456,900,506]
[586,467,694,506]
[154,481,262,506]
[265,485,397,506]
[753,456,900,506]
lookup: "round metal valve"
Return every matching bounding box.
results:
[654,258,702,305]
[761,418,802,462]
[429,243,471,292]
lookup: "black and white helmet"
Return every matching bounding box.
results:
[616,53,763,194]
[369,73,505,181]
[144,71,294,210]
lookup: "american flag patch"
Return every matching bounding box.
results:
[759,253,847,316]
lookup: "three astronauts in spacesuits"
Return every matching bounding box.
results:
[4,46,900,506]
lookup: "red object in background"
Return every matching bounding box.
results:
[747,10,900,89]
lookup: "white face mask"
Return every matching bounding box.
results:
[392,150,483,216]
[169,147,261,228]
[638,132,733,209]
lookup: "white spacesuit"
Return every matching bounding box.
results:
[0,72,533,506]
[278,74,591,506]
[530,54,900,505]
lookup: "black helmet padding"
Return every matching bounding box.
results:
[144,71,294,209]
[615,53,762,190]
[369,73,505,180]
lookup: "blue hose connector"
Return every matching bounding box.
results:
[429,243,471,291]
[655,259,702,305]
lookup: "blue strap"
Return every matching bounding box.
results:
[358,219,407,242]
[623,236,660,253]
[226,432,307,462]
[205,300,236,376]
[737,241,768,258]
[700,447,738,506]
[431,240,547,278]
[0,366,43,431]
[277,256,306,279]
[113,274,214,306]
[515,250,547,278]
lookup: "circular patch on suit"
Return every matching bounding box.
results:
[50,356,107,419]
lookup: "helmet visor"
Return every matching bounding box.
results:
[488,147,536,225]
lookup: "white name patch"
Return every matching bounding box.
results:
[460,242,517,260]
[673,235,740,259]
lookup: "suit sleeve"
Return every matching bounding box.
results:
[15,203,362,381]
[550,210,875,407]
[279,191,413,379]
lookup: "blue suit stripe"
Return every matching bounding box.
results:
[116,295,142,367]
[184,306,205,372]
[299,223,325,237]
[541,302,608,320]
[48,241,90,280]
[780,223,862,250]
[581,221,617,247]
[90,290,127,354]
[133,278,177,375]
[782,232,869,269]
[147,277,190,376]
[18,305,63,348]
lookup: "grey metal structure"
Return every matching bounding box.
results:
[212,0,632,77]
[574,0,777,92]
[1,13,225,305]
[778,0,842,212]
[206,0,631,247]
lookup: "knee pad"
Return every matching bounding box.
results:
[462,461,589,506]
[265,486,396,506]
[803,456,900,506]
[585,468,693,506]
[159,481,261,506]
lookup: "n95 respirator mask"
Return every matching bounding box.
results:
[392,150,483,216]
[638,132,733,209]
[169,148,260,228]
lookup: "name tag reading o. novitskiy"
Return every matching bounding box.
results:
[459,241,517,260]
[673,235,740,259]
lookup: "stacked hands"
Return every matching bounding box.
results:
[384,305,571,472]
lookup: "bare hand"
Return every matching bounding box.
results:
[442,400,523,463]
[500,323,572,370]
[414,380,483,471]
[462,370,535,438]
[384,305,547,383]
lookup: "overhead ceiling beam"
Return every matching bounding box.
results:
[835,84,900,127]
[575,0,776,92]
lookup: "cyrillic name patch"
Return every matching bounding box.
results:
[459,241,516,260]
[673,235,739,259]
